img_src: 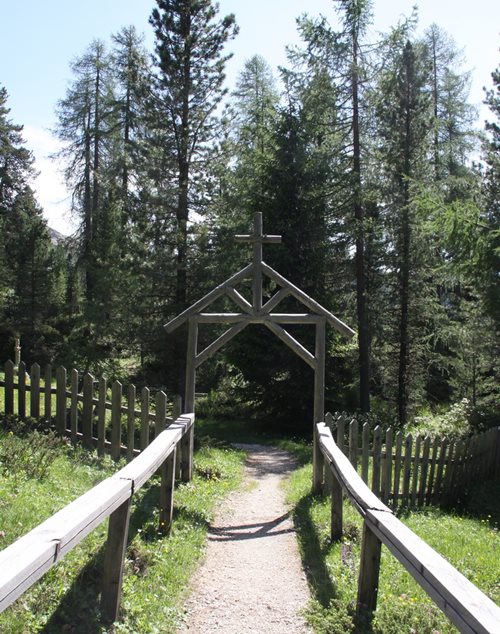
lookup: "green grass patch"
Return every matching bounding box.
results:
[286,461,500,633]
[0,421,246,633]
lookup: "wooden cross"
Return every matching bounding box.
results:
[234,212,281,262]
[234,212,281,310]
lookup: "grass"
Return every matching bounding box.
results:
[285,460,500,633]
[0,418,246,633]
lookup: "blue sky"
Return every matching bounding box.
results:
[1,0,499,233]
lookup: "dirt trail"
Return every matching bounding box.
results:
[179,444,312,633]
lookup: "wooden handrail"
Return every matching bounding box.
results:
[317,422,500,634]
[0,413,194,620]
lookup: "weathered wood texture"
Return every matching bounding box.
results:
[0,361,186,462]
[317,422,500,633]
[0,412,194,618]
[325,412,500,508]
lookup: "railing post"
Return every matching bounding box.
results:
[159,448,176,535]
[356,521,382,617]
[101,496,132,623]
[331,470,343,542]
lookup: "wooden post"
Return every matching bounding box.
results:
[98,377,107,456]
[313,319,326,494]
[111,382,122,460]
[159,449,176,535]
[70,368,79,445]
[418,436,431,507]
[44,364,52,423]
[126,384,136,462]
[253,212,263,311]
[82,373,94,449]
[18,361,26,418]
[101,497,132,623]
[357,522,382,616]
[393,431,403,507]
[4,360,14,415]
[331,468,343,542]
[56,366,67,436]
[140,387,150,451]
[182,319,198,483]
[30,363,40,419]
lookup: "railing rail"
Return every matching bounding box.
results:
[317,421,500,634]
[0,413,194,622]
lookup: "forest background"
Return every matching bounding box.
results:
[0,0,499,435]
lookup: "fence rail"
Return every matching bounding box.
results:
[317,422,500,633]
[1,360,181,460]
[326,412,500,508]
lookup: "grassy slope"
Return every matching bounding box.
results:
[286,462,500,634]
[0,425,246,634]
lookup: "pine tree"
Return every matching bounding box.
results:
[149,0,237,391]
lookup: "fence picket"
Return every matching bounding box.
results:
[372,426,381,498]
[173,395,182,479]
[441,440,455,506]
[411,435,422,507]
[155,391,167,436]
[349,419,358,471]
[98,377,107,457]
[70,369,79,444]
[381,428,393,505]
[82,373,94,449]
[433,438,448,505]
[44,364,52,422]
[361,422,369,484]
[425,436,440,505]
[337,416,345,456]
[140,387,150,451]
[393,432,403,506]
[402,434,413,507]
[127,385,136,462]
[418,437,431,507]
[4,360,14,415]
[111,382,122,460]
[56,366,67,436]
[18,361,26,418]
[30,363,40,419]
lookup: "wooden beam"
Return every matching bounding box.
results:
[195,322,247,368]
[264,321,316,369]
[164,264,252,333]
[225,287,252,313]
[262,262,356,338]
[261,288,290,313]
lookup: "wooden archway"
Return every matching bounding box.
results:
[164,212,355,492]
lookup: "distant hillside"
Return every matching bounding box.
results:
[48,227,67,245]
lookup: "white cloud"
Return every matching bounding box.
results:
[22,125,77,236]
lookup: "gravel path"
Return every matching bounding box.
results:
[179,444,312,633]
